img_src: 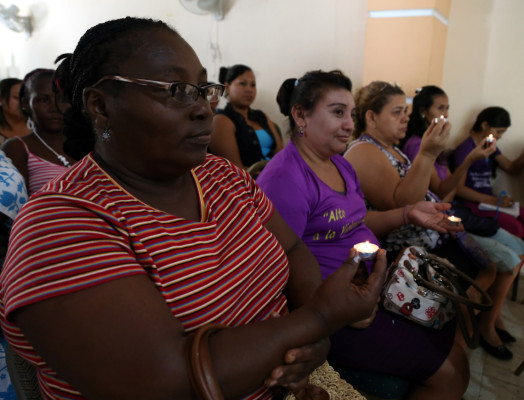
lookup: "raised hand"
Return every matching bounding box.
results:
[420,118,451,159]
[467,136,497,162]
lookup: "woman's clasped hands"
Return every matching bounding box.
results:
[266,249,387,392]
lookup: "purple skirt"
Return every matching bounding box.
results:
[327,306,456,382]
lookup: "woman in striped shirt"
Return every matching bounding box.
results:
[2,69,75,196]
[0,17,386,400]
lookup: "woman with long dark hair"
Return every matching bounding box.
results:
[0,78,31,143]
[403,87,524,360]
[454,106,524,238]
[211,64,284,169]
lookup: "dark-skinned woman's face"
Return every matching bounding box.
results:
[25,75,64,134]
[94,29,214,179]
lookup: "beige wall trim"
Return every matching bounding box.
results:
[369,9,448,25]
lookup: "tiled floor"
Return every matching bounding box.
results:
[463,272,524,400]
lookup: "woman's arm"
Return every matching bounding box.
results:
[454,173,499,205]
[16,252,385,400]
[345,142,434,209]
[12,204,385,400]
[211,114,247,169]
[364,201,458,238]
[2,137,29,186]
[432,138,495,200]
[396,120,451,205]
[495,150,524,174]
[345,121,449,210]
[264,208,322,308]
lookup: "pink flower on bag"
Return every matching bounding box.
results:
[425,306,437,319]
[396,292,405,301]
[398,269,405,278]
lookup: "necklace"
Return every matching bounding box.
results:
[32,128,70,168]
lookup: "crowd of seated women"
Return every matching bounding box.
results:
[0,15,523,400]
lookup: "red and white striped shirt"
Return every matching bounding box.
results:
[0,153,289,400]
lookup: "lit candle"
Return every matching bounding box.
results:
[354,241,380,261]
[433,115,447,124]
[484,133,495,149]
[447,215,462,226]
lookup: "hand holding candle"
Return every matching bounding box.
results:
[354,241,380,261]
[433,115,447,124]
[484,133,495,149]
[447,215,462,227]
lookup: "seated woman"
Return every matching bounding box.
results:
[257,70,469,399]
[454,106,524,238]
[403,86,524,360]
[0,78,31,144]
[0,17,386,400]
[2,69,75,196]
[211,64,284,169]
[343,81,496,314]
[0,149,27,400]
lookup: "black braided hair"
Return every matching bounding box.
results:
[276,70,352,135]
[53,17,178,159]
[0,78,22,130]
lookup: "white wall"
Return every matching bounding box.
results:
[0,0,368,135]
[1,0,522,199]
[443,0,524,201]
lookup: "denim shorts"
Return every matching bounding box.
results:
[469,228,524,273]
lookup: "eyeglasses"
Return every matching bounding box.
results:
[91,75,225,105]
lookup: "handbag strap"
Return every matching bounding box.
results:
[403,247,492,348]
[185,324,227,400]
[450,276,481,348]
[407,248,493,312]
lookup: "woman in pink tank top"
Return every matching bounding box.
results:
[1,69,75,195]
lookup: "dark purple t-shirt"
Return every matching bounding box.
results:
[403,136,448,180]
[257,141,378,280]
[454,137,501,195]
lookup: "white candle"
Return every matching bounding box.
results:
[434,115,447,124]
[354,241,379,261]
[447,216,462,226]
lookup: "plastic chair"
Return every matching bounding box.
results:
[247,160,269,179]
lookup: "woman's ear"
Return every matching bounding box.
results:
[365,109,376,129]
[481,121,490,132]
[83,88,108,132]
[291,105,306,128]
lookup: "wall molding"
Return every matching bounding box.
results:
[369,9,448,26]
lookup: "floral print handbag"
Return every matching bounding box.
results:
[382,246,493,348]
